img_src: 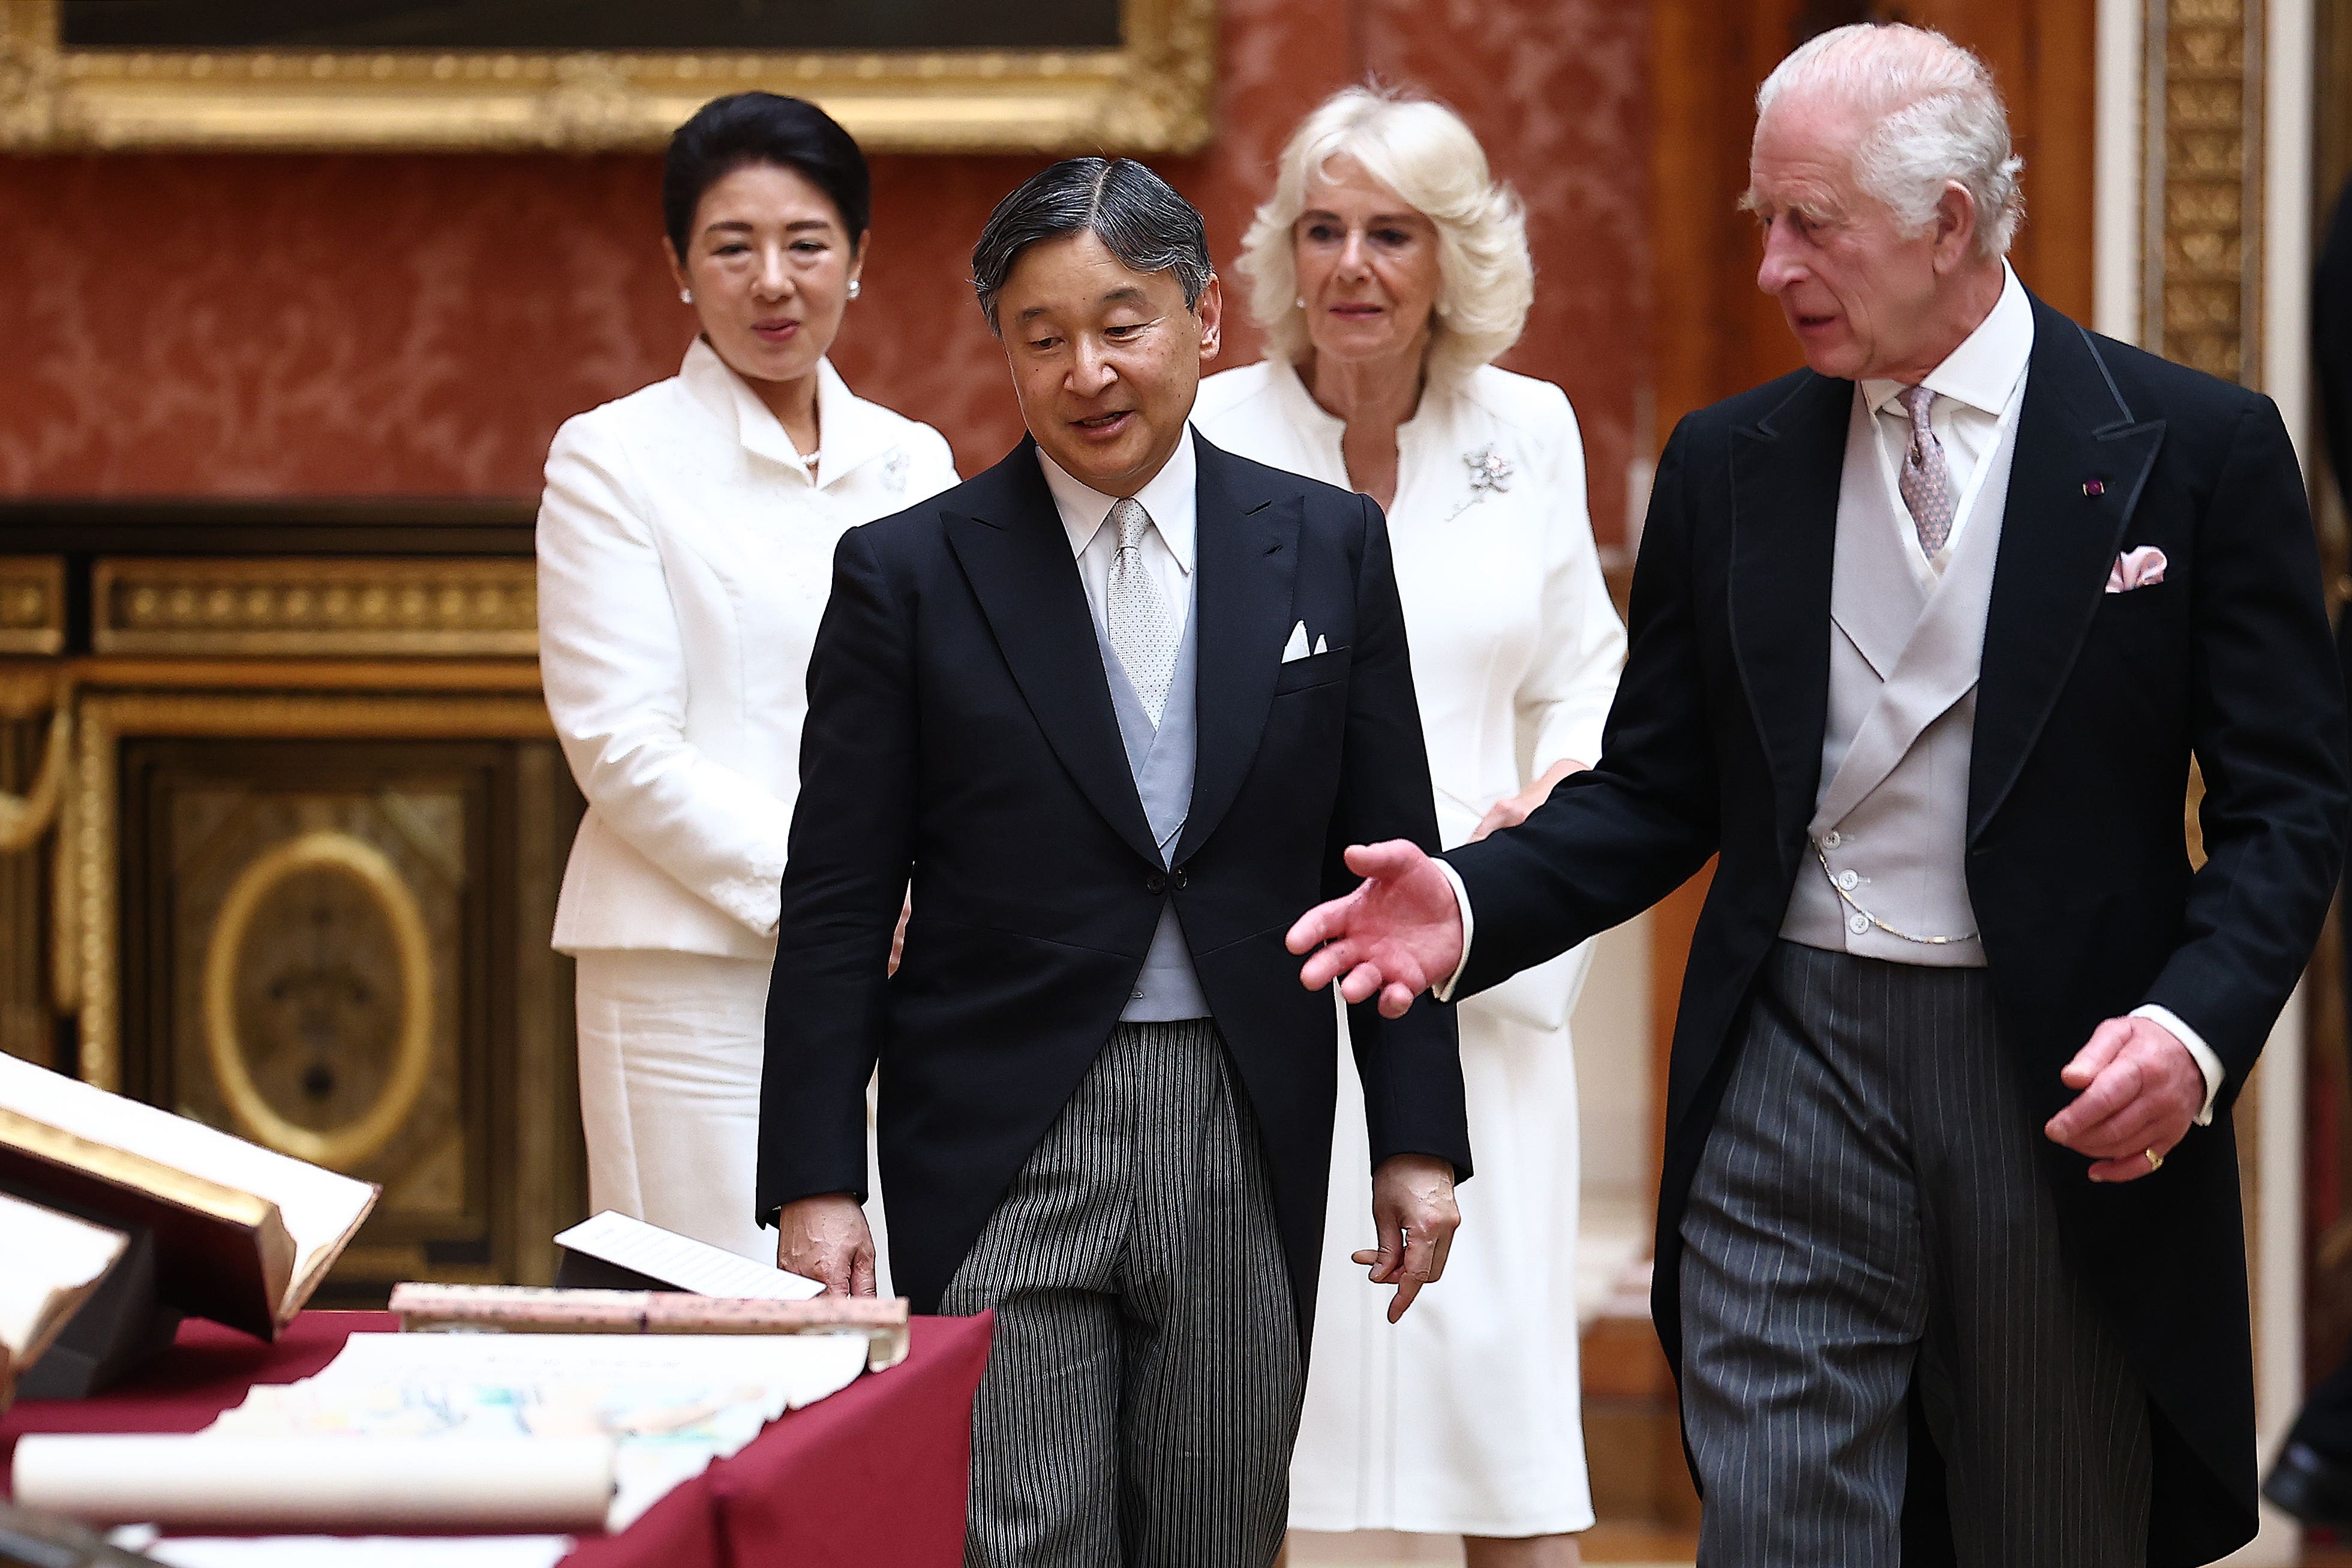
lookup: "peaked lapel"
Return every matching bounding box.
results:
[1968,299,2165,841]
[1173,436,1300,866]
[942,440,1161,865]
[1727,371,1849,858]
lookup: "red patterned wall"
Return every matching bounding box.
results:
[0,0,1648,542]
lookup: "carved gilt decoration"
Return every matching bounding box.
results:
[0,0,1216,154]
[2143,0,2266,382]
[93,558,538,659]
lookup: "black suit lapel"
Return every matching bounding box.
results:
[1175,436,1300,866]
[1728,371,1848,856]
[942,440,1161,865]
[1969,299,2165,841]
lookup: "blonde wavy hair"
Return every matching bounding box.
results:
[1237,85,1533,386]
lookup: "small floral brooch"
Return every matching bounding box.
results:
[881,449,910,492]
[1446,444,1515,519]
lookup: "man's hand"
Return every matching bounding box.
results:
[776,1193,877,1294]
[1285,840,1466,1019]
[2044,1016,2207,1182]
[1356,1154,1459,1323]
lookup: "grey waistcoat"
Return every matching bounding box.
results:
[1778,383,2021,968]
[1096,588,1211,1020]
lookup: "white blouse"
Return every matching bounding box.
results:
[537,340,959,959]
[1195,358,1624,843]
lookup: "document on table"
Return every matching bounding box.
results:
[110,1529,572,1568]
[554,1211,824,1299]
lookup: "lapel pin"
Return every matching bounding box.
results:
[2083,479,2106,497]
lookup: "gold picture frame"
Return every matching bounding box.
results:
[0,0,1215,155]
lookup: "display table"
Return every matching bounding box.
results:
[0,1309,993,1567]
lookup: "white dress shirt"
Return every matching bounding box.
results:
[1037,429,1198,638]
[1431,267,2224,1123]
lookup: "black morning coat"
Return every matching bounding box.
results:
[1445,295,2350,1564]
[755,431,1471,1350]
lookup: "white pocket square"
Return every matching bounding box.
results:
[2105,545,2168,594]
[1281,621,1311,662]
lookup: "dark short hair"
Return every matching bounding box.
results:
[970,157,1212,334]
[662,93,870,261]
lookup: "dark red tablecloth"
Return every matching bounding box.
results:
[0,1309,993,1568]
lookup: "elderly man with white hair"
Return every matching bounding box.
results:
[1284,21,2348,1566]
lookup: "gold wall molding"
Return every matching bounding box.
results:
[0,557,64,657]
[93,558,538,659]
[2143,0,2267,382]
[63,689,553,1092]
[202,829,436,1172]
[0,0,1215,154]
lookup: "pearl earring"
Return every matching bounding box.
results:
[848,280,862,301]
[680,288,693,304]
[1295,297,1306,310]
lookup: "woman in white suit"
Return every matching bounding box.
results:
[537,93,957,1263]
[1195,87,1625,1566]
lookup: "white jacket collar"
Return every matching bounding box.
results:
[678,338,902,488]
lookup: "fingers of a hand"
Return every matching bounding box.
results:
[1342,839,1427,882]
[2060,1018,2135,1089]
[851,1248,877,1298]
[1299,938,1360,991]
[2089,1151,2162,1183]
[1340,962,1386,1005]
[1378,979,1419,1019]
[1387,1276,1423,1323]
[2063,1103,2174,1161]
[1286,897,1347,957]
[2047,1056,2144,1143]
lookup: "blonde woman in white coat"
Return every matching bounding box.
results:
[1196,87,1624,1567]
[537,94,956,1263]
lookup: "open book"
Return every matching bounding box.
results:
[0,1191,127,1406]
[0,1054,379,1340]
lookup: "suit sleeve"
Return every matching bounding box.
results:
[2141,398,2350,1100]
[756,524,919,1221]
[1327,496,1473,1181]
[536,417,795,936]
[1444,416,1723,996]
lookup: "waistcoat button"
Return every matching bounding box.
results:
[1146,872,1167,894]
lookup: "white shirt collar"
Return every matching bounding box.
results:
[678,338,899,486]
[1036,427,1198,573]
[1861,262,2034,419]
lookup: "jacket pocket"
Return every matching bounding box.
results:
[1273,645,1352,694]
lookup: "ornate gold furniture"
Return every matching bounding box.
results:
[0,501,584,1298]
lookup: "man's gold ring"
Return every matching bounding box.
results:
[2144,1148,2164,1173]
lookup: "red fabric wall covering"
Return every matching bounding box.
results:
[0,0,1647,545]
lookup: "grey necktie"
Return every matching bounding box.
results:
[1897,384,1958,558]
[1105,495,1177,727]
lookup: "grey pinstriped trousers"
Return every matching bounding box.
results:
[1680,942,2152,1567]
[941,1019,1303,1568]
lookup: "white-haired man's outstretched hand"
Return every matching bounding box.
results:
[1285,840,1465,1018]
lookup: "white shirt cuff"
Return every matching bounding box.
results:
[2131,1004,2224,1127]
[1429,858,1475,1004]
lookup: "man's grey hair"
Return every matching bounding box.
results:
[1756,22,2024,259]
[971,157,1213,334]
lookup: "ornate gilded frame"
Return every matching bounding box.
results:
[0,0,1215,154]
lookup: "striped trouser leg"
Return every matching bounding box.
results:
[1118,1019,1302,1566]
[941,1020,1301,1568]
[1678,943,2151,1567]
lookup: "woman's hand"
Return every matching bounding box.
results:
[888,893,911,977]
[1471,758,1588,842]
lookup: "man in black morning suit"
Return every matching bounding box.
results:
[1291,25,2348,1568]
[755,158,1469,1567]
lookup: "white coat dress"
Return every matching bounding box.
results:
[1195,358,1626,1536]
[537,337,957,1263]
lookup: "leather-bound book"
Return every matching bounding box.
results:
[0,1054,378,1341]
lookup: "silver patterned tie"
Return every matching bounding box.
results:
[1104,496,1177,726]
[1897,384,1957,559]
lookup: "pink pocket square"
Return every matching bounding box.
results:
[2105,545,2167,594]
